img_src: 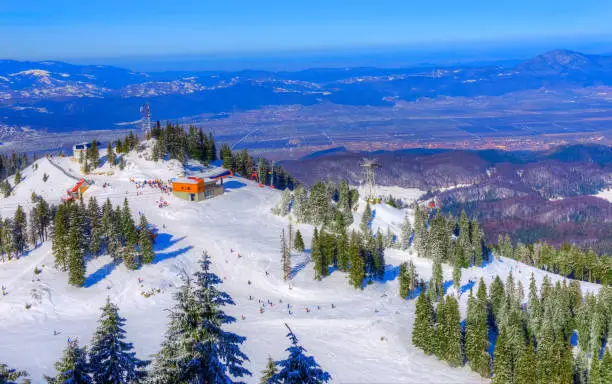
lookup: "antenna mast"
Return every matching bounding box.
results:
[360,158,381,203]
[140,102,151,135]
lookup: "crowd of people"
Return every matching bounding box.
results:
[130,178,173,195]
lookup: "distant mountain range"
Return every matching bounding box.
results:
[1,49,612,149]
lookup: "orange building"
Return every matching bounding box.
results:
[172,177,223,201]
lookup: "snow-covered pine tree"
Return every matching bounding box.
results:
[452,259,461,292]
[360,203,372,234]
[149,252,251,383]
[465,280,491,377]
[67,223,86,287]
[0,363,27,384]
[336,226,349,272]
[268,324,331,384]
[273,189,292,217]
[123,243,140,270]
[457,210,471,267]
[44,339,92,384]
[373,229,385,280]
[291,186,308,223]
[384,226,394,249]
[514,343,536,384]
[429,260,444,302]
[399,213,412,250]
[107,143,117,167]
[89,298,149,383]
[281,229,291,281]
[470,220,483,266]
[437,295,463,367]
[491,326,512,384]
[308,182,330,226]
[293,229,305,252]
[399,262,409,298]
[138,215,155,264]
[260,356,277,384]
[489,276,505,322]
[348,232,365,289]
[311,229,326,281]
[338,179,353,226]
[412,290,435,355]
[12,205,27,257]
[600,348,612,384]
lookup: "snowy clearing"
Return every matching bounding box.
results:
[0,147,603,383]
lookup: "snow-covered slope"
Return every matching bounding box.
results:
[0,148,603,383]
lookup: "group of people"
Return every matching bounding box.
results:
[130,178,173,194]
[243,295,337,318]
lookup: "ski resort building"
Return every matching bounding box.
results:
[172,177,223,202]
[72,141,98,159]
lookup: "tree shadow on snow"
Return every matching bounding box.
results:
[153,246,194,264]
[479,253,495,268]
[223,180,246,190]
[84,261,119,288]
[154,234,186,253]
[289,252,311,279]
[381,264,400,283]
[443,280,454,294]
[458,279,476,297]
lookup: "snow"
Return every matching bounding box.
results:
[10,70,52,77]
[0,145,604,383]
[593,188,612,202]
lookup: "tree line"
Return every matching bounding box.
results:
[412,272,612,383]
[220,144,295,190]
[52,197,155,286]
[2,252,332,383]
[0,195,155,288]
[495,235,611,285]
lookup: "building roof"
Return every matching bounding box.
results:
[172,177,203,185]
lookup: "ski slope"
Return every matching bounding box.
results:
[0,144,603,383]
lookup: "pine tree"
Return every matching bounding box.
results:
[514,343,536,384]
[268,324,331,384]
[457,210,471,266]
[452,259,461,292]
[281,229,291,281]
[429,260,444,302]
[0,363,27,384]
[107,143,117,167]
[590,349,602,384]
[490,276,505,322]
[12,205,28,257]
[45,339,92,384]
[348,232,365,289]
[294,229,305,252]
[67,223,86,287]
[399,213,412,250]
[412,291,436,355]
[438,295,463,367]
[471,220,483,266]
[89,298,149,383]
[149,251,251,383]
[601,348,612,384]
[492,327,512,384]
[13,171,21,185]
[338,179,353,226]
[360,203,372,234]
[466,282,491,377]
[399,262,410,298]
[123,243,140,270]
[312,229,327,280]
[260,356,277,384]
[89,140,100,168]
[138,215,155,264]
[336,227,349,272]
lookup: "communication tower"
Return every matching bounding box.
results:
[140,103,151,134]
[361,158,381,203]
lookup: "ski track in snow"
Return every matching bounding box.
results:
[0,142,603,383]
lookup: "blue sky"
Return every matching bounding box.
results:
[1,0,611,60]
